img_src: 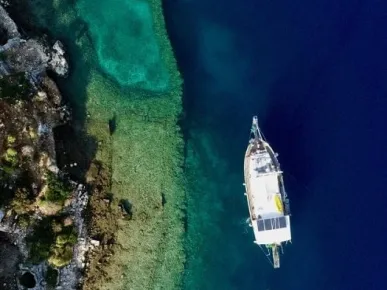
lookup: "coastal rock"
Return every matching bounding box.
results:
[48,40,68,77]
[0,5,69,78]
[41,76,62,105]
[90,239,100,247]
[21,145,34,157]
[18,264,45,290]
[55,185,89,290]
[0,38,49,76]
[0,4,19,39]
[0,38,69,78]
[0,4,87,290]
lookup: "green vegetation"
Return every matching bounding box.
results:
[48,226,77,267]
[44,172,72,204]
[3,148,18,166]
[27,216,77,267]
[0,147,19,188]
[17,214,31,228]
[0,164,16,177]
[28,126,37,140]
[7,135,16,145]
[36,172,73,215]
[27,217,55,263]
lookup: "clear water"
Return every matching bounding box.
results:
[25,0,387,289]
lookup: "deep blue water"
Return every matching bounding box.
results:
[164,0,387,289]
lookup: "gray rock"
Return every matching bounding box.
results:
[0,38,69,78]
[48,41,69,77]
[0,4,20,38]
[0,6,69,78]
[0,38,49,76]
[21,145,34,157]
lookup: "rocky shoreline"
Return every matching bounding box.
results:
[0,4,112,289]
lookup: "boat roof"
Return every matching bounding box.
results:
[246,145,291,244]
[252,216,291,244]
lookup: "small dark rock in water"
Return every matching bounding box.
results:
[161,192,166,207]
[119,199,133,219]
[108,113,117,135]
[18,272,36,288]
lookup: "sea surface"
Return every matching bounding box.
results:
[163,0,387,289]
[21,0,387,289]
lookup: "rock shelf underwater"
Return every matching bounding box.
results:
[1,0,186,289]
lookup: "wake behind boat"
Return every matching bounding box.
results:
[243,116,291,268]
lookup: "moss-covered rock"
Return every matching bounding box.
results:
[10,187,34,215]
[27,217,77,267]
[27,217,55,264]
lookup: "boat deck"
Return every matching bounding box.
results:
[245,144,284,219]
[244,141,291,245]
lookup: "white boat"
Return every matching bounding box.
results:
[243,116,291,268]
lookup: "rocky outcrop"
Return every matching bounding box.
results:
[49,41,68,77]
[0,38,69,78]
[0,4,20,39]
[0,4,68,78]
[0,4,100,290]
[0,4,77,290]
[56,184,89,290]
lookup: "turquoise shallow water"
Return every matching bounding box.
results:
[76,0,169,90]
